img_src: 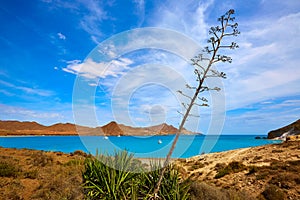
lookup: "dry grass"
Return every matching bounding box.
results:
[0,147,86,200]
[175,141,300,199]
[214,161,246,179]
[190,182,255,200]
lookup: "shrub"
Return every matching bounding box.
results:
[82,151,140,199]
[214,161,246,179]
[30,151,53,167]
[139,163,190,200]
[82,150,191,200]
[262,184,285,200]
[190,182,255,200]
[0,161,19,177]
[63,159,83,166]
[247,166,258,175]
[214,168,231,179]
[228,161,246,172]
[31,165,84,200]
[24,169,38,179]
[190,182,226,200]
[256,172,269,180]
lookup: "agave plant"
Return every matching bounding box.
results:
[82,150,190,200]
[139,162,190,200]
[82,151,141,199]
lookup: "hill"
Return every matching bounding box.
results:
[267,119,300,139]
[0,120,196,136]
[175,140,300,199]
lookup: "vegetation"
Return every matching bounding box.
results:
[262,184,285,200]
[190,182,254,200]
[0,149,85,200]
[214,161,246,179]
[82,151,190,200]
[1,141,299,199]
[0,161,19,177]
[155,9,240,196]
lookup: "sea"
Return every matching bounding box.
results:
[0,135,281,158]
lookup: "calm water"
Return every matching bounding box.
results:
[0,135,281,158]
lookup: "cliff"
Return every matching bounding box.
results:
[267,119,300,139]
[0,120,197,136]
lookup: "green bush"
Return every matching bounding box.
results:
[247,166,258,175]
[63,159,83,166]
[0,161,19,177]
[190,182,255,200]
[24,169,38,179]
[30,151,53,167]
[262,184,285,200]
[139,163,190,200]
[214,167,231,179]
[82,150,190,200]
[214,161,246,179]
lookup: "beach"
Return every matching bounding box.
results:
[0,140,299,199]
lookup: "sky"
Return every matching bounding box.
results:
[0,0,300,135]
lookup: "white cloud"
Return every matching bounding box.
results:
[79,0,107,42]
[147,1,300,114]
[57,0,300,132]
[0,80,54,97]
[151,0,212,42]
[223,98,300,134]
[0,104,63,124]
[133,0,145,26]
[42,0,107,43]
[57,32,66,40]
[62,58,133,79]
[224,12,300,110]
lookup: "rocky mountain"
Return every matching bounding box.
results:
[101,121,123,136]
[0,120,197,136]
[267,119,300,139]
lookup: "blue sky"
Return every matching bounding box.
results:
[0,0,300,134]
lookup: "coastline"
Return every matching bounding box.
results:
[0,135,281,159]
[0,140,299,199]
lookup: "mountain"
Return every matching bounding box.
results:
[0,120,46,130]
[45,123,77,132]
[0,120,197,136]
[101,121,124,136]
[267,119,300,139]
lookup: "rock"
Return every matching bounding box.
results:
[267,119,300,139]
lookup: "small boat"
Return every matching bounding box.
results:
[158,139,162,144]
[117,135,121,137]
[104,136,109,139]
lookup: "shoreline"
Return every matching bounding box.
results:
[0,135,282,160]
[0,133,270,137]
[1,138,299,199]
[0,139,283,160]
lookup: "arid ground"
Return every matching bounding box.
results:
[0,140,299,200]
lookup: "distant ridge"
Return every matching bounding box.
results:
[0,120,198,136]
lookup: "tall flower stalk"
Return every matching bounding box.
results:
[152,9,240,198]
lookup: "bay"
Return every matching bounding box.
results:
[0,135,281,158]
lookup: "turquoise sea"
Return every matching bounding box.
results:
[0,135,281,158]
